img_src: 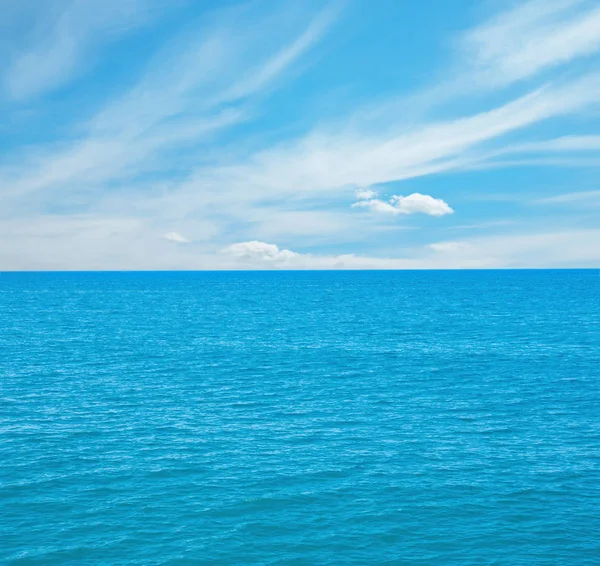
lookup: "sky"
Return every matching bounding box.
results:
[1,0,600,270]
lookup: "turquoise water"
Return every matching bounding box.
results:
[1,270,599,564]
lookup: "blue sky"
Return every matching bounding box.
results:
[2,0,600,269]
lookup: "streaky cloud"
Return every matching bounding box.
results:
[462,0,600,87]
[4,0,158,100]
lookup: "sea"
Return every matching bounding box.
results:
[1,270,599,565]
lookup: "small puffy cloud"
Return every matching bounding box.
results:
[355,188,378,200]
[163,231,190,243]
[223,240,298,262]
[352,192,453,216]
[391,194,454,216]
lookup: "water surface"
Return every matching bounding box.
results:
[1,270,599,564]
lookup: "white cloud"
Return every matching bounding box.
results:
[221,4,339,102]
[390,194,454,216]
[0,3,336,201]
[221,240,413,269]
[463,0,600,87]
[219,229,600,270]
[162,231,190,244]
[534,189,600,205]
[352,198,398,215]
[355,188,377,200]
[4,0,156,100]
[222,241,298,263]
[464,135,600,167]
[352,192,453,216]
[511,135,600,153]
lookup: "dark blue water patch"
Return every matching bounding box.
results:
[1,270,599,564]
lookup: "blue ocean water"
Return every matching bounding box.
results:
[1,270,599,565]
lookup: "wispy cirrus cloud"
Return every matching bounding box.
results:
[1,2,337,203]
[534,189,600,205]
[494,135,600,156]
[3,0,160,100]
[462,0,600,87]
[175,73,600,210]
